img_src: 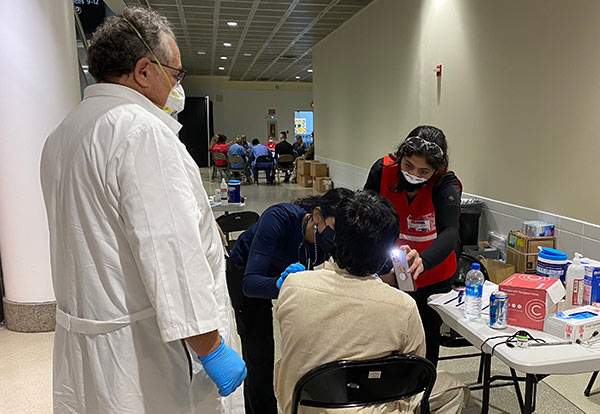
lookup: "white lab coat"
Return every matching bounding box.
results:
[40,83,244,414]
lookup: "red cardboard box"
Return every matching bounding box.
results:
[499,274,565,331]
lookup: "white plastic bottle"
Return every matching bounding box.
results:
[464,263,485,320]
[565,253,585,309]
[220,178,228,202]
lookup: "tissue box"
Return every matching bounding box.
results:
[521,220,555,237]
[544,306,600,341]
[499,274,565,331]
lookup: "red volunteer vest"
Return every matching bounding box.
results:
[380,156,457,288]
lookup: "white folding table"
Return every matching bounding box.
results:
[430,298,600,413]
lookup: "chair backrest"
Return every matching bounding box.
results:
[228,155,246,169]
[276,154,295,165]
[452,253,489,287]
[216,211,259,242]
[291,354,436,414]
[256,155,274,164]
[212,152,227,163]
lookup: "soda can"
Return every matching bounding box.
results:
[489,291,508,329]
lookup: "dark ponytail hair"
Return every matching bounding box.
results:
[293,187,355,219]
[394,125,449,172]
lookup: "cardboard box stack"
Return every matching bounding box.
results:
[296,160,313,188]
[308,161,333,192]
[506,230,556,274]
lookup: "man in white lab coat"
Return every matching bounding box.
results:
[40,7,245,413]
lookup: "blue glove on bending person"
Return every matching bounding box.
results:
[276,262,306,290]
[198,336,247,396]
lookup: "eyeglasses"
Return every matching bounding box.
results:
[151,61,187,83]
[403,136,444,159]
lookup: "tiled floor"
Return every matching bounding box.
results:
[1,168,600,413]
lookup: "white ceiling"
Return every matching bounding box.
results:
[121,0,375,82]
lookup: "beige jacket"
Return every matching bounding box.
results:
[274,262,426,414]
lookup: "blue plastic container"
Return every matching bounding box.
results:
[536,247,568,283]
[228,180,241,204]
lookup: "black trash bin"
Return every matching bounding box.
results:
[459,198,483,247]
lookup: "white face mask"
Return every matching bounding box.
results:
[162,83,185,116]
[402,170,428,185]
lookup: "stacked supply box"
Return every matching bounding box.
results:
[522,220,555,237]
[313,177,333,193]
[310,161,328,178]
[582,258,600,306]
[506,230,556,274]
[296,160,313,188]
[545,306,600,341]
[309,161,331,191]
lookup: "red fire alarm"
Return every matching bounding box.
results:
[434,64,442,77]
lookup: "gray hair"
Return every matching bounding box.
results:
[88,7,176,82]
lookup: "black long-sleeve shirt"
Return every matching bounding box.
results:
[230,203,327,299]
[364,158,461,272]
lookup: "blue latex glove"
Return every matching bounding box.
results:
[276,262,306,290]
[198,337,247,397]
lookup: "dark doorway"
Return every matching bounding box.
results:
[178,96,214,168]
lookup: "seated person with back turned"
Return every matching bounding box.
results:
[250,138,274,184]
[275,131,295,182]
[228,136,251,181]
[211,134,229,166]
[275,190,468,414]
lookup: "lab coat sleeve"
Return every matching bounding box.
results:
[116,125,221,343]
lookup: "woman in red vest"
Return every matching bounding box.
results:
[364,125,461,366]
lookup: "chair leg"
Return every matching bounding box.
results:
[585,371,599,396]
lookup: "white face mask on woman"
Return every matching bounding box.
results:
[402,170,428,185]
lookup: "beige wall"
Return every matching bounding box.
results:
[314,0,600,225]
[182,76,312,138]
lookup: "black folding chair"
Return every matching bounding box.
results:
[215,211,259,252]
[291,354,436,414]
[439,253,489,382]
[254,155,274,184]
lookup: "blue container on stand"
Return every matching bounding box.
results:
[228,180,241,204]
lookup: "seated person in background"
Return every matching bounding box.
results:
[211,134,229,166]
[240,134,252,155]
[274,190,469,414]
[266,135,277,152]
[228,137,251,181]
[250,138,274,184]
[292,134,307,157]
[275,131,295,183]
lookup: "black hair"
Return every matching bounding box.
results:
[395,125,449,172]
[280,131,287,138]
[335,190,400,276]
[293,188,354,220]
[252,138,260,145]
[217,134,227,144]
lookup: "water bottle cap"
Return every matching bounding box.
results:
[471,263,480,270]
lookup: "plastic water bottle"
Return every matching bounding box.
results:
[220,178,228,202]
[464,263,485,320]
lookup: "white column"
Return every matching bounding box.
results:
[0,1,80,306]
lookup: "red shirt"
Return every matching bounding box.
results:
[266,141,276,151]
[211,144,229,166]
